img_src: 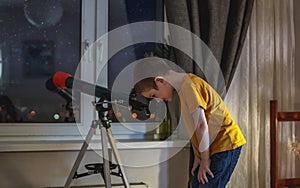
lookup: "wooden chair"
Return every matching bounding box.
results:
[270,100,300,188]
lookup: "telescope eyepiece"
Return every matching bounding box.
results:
[129,88,152,120]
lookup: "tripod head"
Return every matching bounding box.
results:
[92,89,154,128]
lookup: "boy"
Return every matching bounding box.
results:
[133,57,246,188]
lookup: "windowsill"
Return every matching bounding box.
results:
[0,123,190,152]
[0,136,189,152]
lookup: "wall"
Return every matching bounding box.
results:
[295,0,300,107]
[0,146,190,187]
[293,0,300,176]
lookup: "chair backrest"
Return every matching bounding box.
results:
[270,100,300,188]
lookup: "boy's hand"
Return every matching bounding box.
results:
[198,158,214,184]
[191,155,201,177]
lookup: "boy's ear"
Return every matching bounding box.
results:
[154,76,165,83]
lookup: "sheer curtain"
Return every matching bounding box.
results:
[224,0,296,187]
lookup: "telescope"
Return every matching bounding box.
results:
[49,72,153,121]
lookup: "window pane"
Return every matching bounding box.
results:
[108,0,164,124]
[107,0,173,141]
[108,0,164,89]
[0,0,81,123]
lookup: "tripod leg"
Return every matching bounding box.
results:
[64,121,97,188]
[101,126,112,188]
[106,128,130,188]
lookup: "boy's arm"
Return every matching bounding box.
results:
[192,107,214,183]
[192,107,210,157]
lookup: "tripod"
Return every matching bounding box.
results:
[64,99,130,188]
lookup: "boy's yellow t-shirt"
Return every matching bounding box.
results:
[178,73,246,157]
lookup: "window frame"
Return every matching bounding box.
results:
[0,0,106,139]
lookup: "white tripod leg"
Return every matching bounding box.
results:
[101,125,112,188]
[64,120,98,188]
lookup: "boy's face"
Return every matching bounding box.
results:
[141,77,174,102]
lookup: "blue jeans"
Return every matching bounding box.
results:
[189,146,242,188]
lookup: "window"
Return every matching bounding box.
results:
[0,48,2,82]
[0,0,169,141]
[0,0,90,137]
[0,0,81,123]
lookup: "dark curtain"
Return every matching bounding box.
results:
[164,0,254,183]
[164,0,254,93]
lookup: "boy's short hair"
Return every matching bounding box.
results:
[133,57,172,93]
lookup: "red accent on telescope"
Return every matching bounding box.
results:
[53,72,72,89]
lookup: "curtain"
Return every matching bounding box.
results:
[164,0,254,93]
[225,0,296,187]
[164,0,254,185]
